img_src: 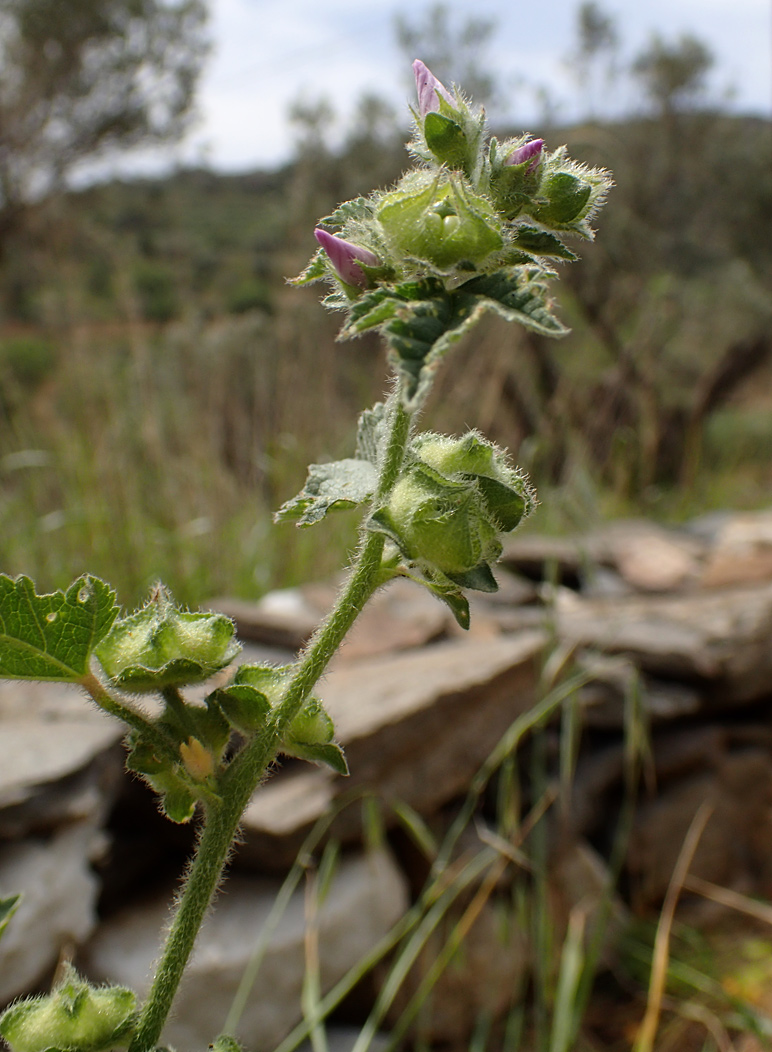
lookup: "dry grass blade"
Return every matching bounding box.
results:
[684,876,772,928]
[634,800,715,1052]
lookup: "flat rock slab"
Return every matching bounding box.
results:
[700,510,772,588]
[0,820,103,1004]
[0,681,125,835]
[213,577,450,659]
[239,632,545,869]
[502,520,705,593]
[82,848,409,1052]
[556,582,772,703]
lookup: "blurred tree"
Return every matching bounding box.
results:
[0,0,208,250]
[394,3,499,110]
[566,1,620,118]
[632,33,714,118]
[288,96,337,158]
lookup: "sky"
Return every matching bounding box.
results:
[99,0,772,177]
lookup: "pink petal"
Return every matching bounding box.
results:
[314,229,378,287]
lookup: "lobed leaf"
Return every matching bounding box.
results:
[274,458,377,527]
[0,575,118,682]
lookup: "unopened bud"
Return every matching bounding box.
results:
[413,59,454,117]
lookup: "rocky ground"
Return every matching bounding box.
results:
[4,509,772,1050]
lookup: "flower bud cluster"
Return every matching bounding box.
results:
[297,60,611,302]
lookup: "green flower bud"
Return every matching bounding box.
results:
[489,136,546,220]
[533,172,592,225]
[96,585,240,692]
[0,965,136,1052]
[413,431,536,532]
[526,150,612,234]
[383,463,501,578]
[377,172,503,270]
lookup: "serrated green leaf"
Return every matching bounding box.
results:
[341,270,565,410]
[282,740,349,776]
[0,895,20,944]
[0,575,118,682]
[321,197,375,226]
[289,249,327,286]
[456,271,568,338]
[274,458,377,526]
[355,402,387,464]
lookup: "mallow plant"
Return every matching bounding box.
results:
[0,61,611,1052]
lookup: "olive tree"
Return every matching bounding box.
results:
[0,0,208,244]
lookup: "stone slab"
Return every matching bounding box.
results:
[239,632,545,868]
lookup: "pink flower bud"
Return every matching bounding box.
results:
[505,139,544,173]
[413,59,454,118]
[314,229,379,287]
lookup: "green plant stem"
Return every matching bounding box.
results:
[129,391,412,1052]
[81,672,179,764]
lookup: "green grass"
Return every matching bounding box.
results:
[0,312,366,608]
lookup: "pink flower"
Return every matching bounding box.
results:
[413,59,454,118]
[505,139,544,173]
[314,229,379,287]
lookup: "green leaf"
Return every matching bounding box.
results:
[158,783,198,824]
[355,402,388,464]
[471,474,530,532]
[125,739,198,824]
[321,197,375,226]
[393,570,471,631]
[282,740,349,776]
[0,575,118,682]
[212,683,270,735]
[289,248,327,287]
[342,270,565,409]
[274,457,377,527]
[512,226,579,261]
[456,271,568,339]
[423,111,468,168]
[0,894,20,944]
[446,561,499,593]
[423,577,471,630]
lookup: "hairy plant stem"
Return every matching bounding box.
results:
[129,391,412,1052]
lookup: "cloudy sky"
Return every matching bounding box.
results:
[134,0,772,174]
